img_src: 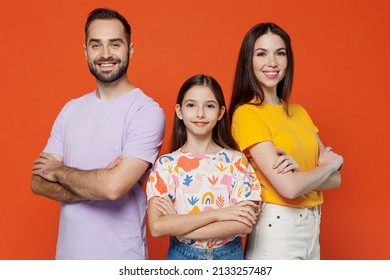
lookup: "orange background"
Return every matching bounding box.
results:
[0,0,389,260]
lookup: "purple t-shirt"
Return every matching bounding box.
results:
[44,88,165,259]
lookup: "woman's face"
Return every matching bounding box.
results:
[252,32,288,94]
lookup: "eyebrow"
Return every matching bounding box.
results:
[184,99,218,103]
[254,47,287,52]
[88,38,125,44]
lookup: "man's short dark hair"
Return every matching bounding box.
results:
[85,8,131,44]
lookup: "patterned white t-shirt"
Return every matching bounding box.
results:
[146,148,261,249]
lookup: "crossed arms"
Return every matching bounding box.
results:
[31,153,150,202]
[248,135,343,200]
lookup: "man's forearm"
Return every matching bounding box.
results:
[33,153,150,201]
[31,175,84,203]
[54,166,112,200]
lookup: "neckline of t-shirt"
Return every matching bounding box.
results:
[246,100,284,109]
[263,102,283,107]
[178,147,226,158]
[92,88,140,103]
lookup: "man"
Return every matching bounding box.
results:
[31,8,165,260]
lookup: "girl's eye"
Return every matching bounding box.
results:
[277,51,286,56]
[206,104,216,109]
[256,52,266,57]
[186,103,195,108]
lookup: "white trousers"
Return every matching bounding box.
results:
[245,202,321,260]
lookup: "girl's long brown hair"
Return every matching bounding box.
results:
[171,74,238,152]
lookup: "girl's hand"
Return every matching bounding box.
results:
[155,197,176,215]
[318,147,344,171]
[215,200,259,227]
[273,148,299,174]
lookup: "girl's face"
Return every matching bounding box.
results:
[252,32,287,94]
[176,85,225,139]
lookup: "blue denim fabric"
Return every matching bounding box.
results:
[167,237,244,260]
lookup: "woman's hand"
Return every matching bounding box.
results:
[272,148,299,174]
[318,147,343,171]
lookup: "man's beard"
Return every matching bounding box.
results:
[88,57,129,83]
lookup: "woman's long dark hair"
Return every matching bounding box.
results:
[171,74,238,152]
[229,22,294,120]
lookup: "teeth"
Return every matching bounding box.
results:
[101,64,114,67]
[265,72,277,75]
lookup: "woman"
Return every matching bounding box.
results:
[229,23,343,260]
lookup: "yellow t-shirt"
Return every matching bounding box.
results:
[231,102,323,207]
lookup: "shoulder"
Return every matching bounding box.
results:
[288,103,311,116]
[155,151,179,165]
[130,89,163,109]
[129,88,165,118]
[123,89,165,129]
[289,102,306,111]
[218,149,247,161]
[233,103,268,119]
[59,91,95,114]
[234,103,259,114]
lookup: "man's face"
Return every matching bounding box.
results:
[84,19,132,83]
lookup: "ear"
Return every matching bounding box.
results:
[129,42,134,59]
[175,104,183,120]
[218,106,226,121]
[83,44,87,60]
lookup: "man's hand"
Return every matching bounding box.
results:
[32,153,64,182]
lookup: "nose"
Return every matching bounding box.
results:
[101,45,112,58]
[267,55,277,67]
[196,106,205,118]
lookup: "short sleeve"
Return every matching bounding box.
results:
[232,105,271,152]
[296,105,319,134]
[43,101,73,157]
[122,103,166,164]
[230,153,262,205]
[146,155,177,202]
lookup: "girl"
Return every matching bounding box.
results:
[146,74,295,260]
[229,23,344,260]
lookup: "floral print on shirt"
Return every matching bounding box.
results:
[147,148,261,249]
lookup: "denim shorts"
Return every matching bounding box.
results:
[167,237,244,260]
